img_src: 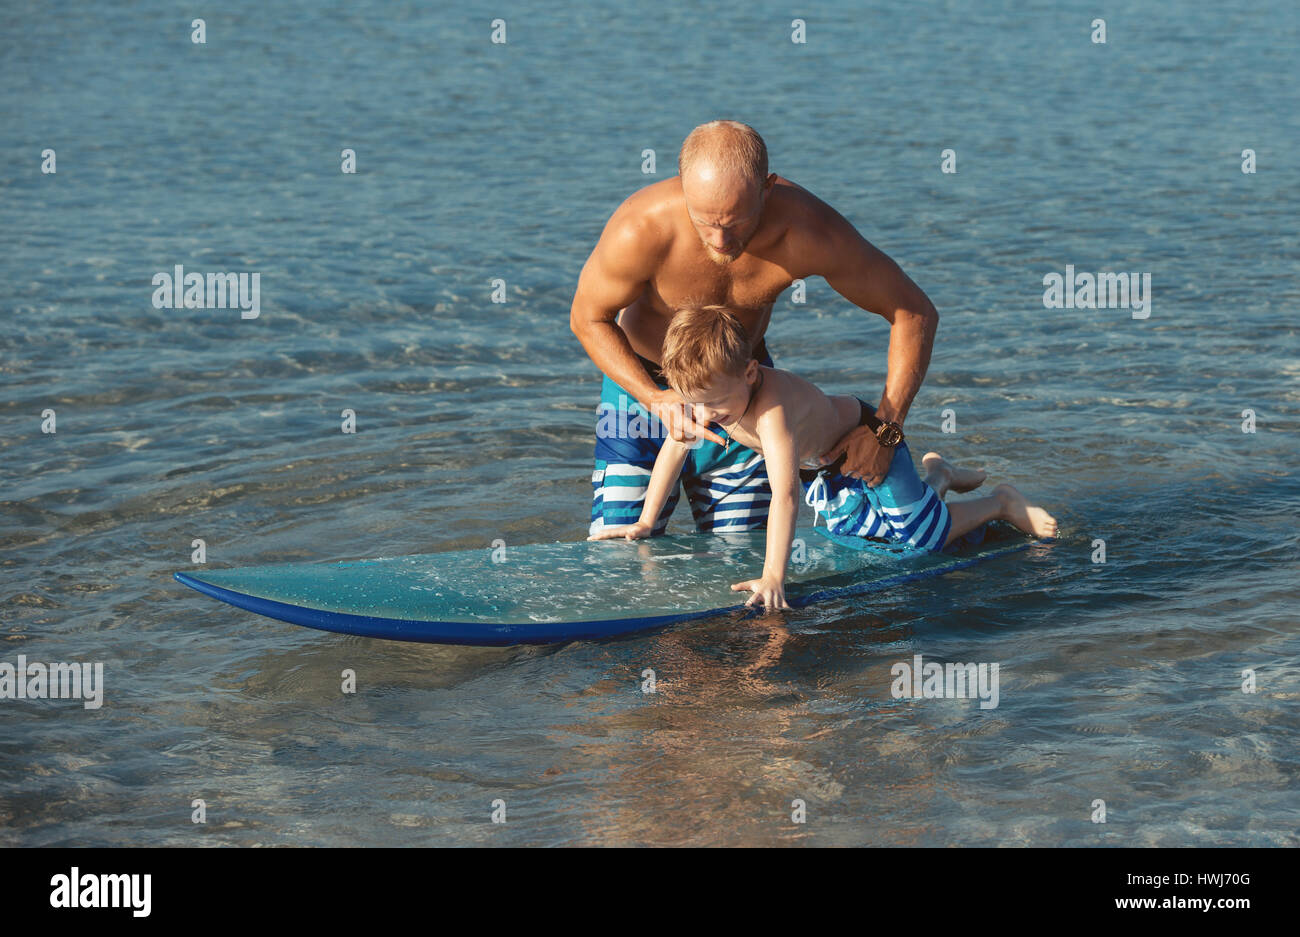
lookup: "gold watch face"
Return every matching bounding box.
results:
[877,423,903,447]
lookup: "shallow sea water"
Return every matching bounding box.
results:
[1,0,1297,845]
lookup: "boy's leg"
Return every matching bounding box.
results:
[913,450,1056,544]
[945,484,1059,542]
[589,374,680,536]
[810,441,1058,551]
[859,441,954,551]
[812,399,959,551]
[811,441,952,551]
[920,452,987,500]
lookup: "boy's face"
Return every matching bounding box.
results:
[678,360,759,427]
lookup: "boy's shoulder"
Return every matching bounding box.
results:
[756,365,828,411]
[751,367,829,437]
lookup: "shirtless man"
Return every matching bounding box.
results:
[572,120,940,536]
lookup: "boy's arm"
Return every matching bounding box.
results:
[636,437,690,527]
[731,404,799,609]
[587,437,689,540]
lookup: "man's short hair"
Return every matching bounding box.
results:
[678,121,769,191]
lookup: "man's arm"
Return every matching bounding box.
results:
[569,205,665,408]
[798,201,939,482]
[569,199,725,445]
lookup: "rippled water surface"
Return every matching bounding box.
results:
[2,0,1297,846]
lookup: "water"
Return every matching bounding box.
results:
[2,0,1297,846]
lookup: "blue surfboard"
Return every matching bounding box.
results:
[173,525,1033,646]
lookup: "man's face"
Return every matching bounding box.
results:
[682,170,769,264]
[678,361,758,426]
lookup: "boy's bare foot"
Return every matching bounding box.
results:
[993,483,1058,539]
[922,452,987,497]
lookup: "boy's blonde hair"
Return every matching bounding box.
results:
[660,305,753,394]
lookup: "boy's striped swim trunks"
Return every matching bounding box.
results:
[799,398,954,554]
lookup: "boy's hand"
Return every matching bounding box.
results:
[587,521,654,542]
[731,575,790,610]
[648,389,726,447]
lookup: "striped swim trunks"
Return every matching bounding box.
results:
[799,400,952,554]
[589,342,774,536]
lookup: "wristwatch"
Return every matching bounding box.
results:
[866,413,904,448]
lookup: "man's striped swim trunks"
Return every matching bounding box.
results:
[589,342,774,536]
[799,398,954,554]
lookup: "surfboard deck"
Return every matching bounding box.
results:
[174,525,1033,646]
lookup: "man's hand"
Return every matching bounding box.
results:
[820,425,894,487]
[731,575,789,610]
[648,388,726,446]
[587,520,654,541]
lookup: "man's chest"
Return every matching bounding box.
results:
[646,254,793,313]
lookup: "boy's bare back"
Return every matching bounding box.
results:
[719,366,859,469]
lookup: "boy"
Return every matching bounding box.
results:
[588,305,1058,609]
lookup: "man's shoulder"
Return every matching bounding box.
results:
[613,177,682,227]
[767,176,847,232]
[764,172,837,209]
[600,178,681,253]
[764,177,866,275]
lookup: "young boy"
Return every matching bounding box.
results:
[588,304,1058,609]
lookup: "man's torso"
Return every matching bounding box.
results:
[617,177,818,362]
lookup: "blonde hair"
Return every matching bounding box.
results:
[660,305,753,394]
[678,121,769,191]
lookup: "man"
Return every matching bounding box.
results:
[572,120,939,536]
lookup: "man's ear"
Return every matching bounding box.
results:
[746,358,760,381]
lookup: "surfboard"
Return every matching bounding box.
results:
[173,524,1033,646]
